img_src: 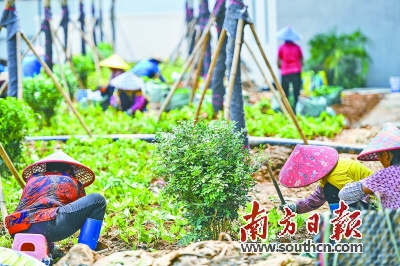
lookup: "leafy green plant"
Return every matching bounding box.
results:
[23,74,63,126]
[0,97,34,176]
[32,99,345,140]
[72,54,95,87]
[310,85,342,97]
[306,29,371,88]
[152,120,256,240]
[0,138,188,249]
[53,64,79,98]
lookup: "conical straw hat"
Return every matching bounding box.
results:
[277,26,302,41]
[279,145,339,188]
[99,54,130,70]
[357,123,400,161]
[110,71,144,91]
[22,151,95,187]
[150,54,164,63]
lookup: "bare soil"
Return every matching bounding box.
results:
[329,93,382,126]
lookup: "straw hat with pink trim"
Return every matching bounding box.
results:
[357,123,400,161]
[279,145,339,188]
[22,151,95,187]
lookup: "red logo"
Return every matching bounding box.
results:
[240,201,268,242]
[330,201,362,241]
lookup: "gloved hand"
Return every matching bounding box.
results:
[125,109,134,116]
[279,202,297,213]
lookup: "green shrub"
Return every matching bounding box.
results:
[53,64,79,99]
[306,29,371,88]
[72,54,95,87]
[0,97,34,176]
[152,120,256,240]
[23,74,63,126]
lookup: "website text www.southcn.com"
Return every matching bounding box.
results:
[241,239,363,253]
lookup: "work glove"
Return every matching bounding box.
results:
[279,202,297,213]
[125,109,134,116]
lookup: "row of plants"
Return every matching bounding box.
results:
[0,117,307,249]
[28,99,345,139]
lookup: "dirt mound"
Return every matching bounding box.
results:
[55,234,314,266]
[331,93,382,126]
[56,244,102,266]
[252,145,293,182]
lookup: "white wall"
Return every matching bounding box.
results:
[0,0,279,87]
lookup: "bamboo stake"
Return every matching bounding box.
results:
[194,29,227,124]
[0,80,7,95]
[0,175,8,228]
[249,23,308,144]
[88,19,101,85]
[224,19,245,120]
[72,21,104,60]
[50,20,70,100]
[243,40,290,120]
[182,46,200,88]
[21,32,93,136]
[0,143,25,189]
[21,29,41,59]
[157,16,216,121]
[189,32,208,103]
[16,31,23,99]
[50,22,86,90]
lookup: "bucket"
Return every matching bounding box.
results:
[389,76,400,93]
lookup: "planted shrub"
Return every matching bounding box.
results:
[306,29,371,88]
[72,54,95,87]
[23,74,63,126]
[53,64,79,99]
[0,97,34,176]
[152,120,256,240]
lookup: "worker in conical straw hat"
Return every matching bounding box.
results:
[279,144,374,213]
[109,71,148,115]
[5,151,106,251]
[340,123,400,210]
[130,53,167,82]
[97,54,131,109]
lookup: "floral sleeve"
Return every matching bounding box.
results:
[296,185,326,213]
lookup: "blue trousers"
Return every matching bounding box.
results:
[17,193,106,242]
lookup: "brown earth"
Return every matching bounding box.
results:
[331,93,383,126]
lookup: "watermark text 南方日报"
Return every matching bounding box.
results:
[240,200,363,253]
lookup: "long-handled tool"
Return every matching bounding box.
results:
[264,160,286,205]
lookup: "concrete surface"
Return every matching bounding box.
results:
[357,92,400,127]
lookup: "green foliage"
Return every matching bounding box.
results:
[53,64,79,98]
[245,100,345,139]
[0,97,34,176]
[151,120,256,240]
[0,138,188,249]
[310,85,342,97]
[33,99,345,140]
[306,29,371,88]
[23,74,63,126]
[97,42,114,59]
[72,54,95,87]
[159,58,183,84]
